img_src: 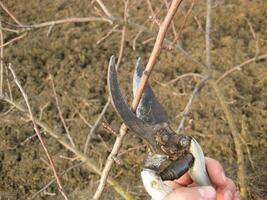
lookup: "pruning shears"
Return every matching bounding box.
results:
[107,56,212,200]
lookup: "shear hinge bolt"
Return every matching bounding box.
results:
[161,134,169,143]
[180,137,190,147]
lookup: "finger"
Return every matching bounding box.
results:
[164,180,180,189]
[164,186,216,200]
[164,172,193,189]
[216,178,236,200]
[225,178,236,192]
[234,191,241,200]
[174,172,193,186]
[205,157,227,187]
[165,157,227,188]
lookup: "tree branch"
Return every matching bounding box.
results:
[0,94,133,200]
[93,1,184,199]
[8,65,69,200]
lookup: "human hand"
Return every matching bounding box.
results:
[163,157,240,200]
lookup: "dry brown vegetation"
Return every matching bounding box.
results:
[0,0,266,200]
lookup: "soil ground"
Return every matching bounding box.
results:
[0,0,266,200]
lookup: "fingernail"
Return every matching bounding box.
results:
[224,190,233,200]
[198,186,216,199]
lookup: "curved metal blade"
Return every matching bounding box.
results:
[107,56,156,146]
[133,58,168,124]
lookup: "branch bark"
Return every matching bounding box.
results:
[0,94,133,200]
[0,21,3,95]
[204,0,248,198]
[10,17,113,29]
[93,1,184,199]
[93,1,129,199]
[217,54,267,84]
[0,1,22,25]
[132,0,184,110]
[210,80,248,199]
[8,65,69,200]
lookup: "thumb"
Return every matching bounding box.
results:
[164,186,216,200]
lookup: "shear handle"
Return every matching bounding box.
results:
[160,153,194,181]
[141,138,213,200]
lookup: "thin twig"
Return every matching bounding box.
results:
[4,65,13,100]
[91,1,201,71]
[132,0,184,110]
[240,116,254,169]
[0,95,133,200]
[8,133,37,150]
[176,0,210,133]
[1,2,208,74]
[0,26,20,33]
[1,0,210,74]
[193,15,205,34]
[163,0,178,40]
[174,0,195,42]
[217,54,267,84]
[204,0,247,198]
[101,122,118,136]
[239,135,254,170]
[163,72,203,86]
[0,103,14,117]
[142,37,155,45]
[93,1,129,199]
[10,17,113,29]
[146,0,161,27]
[29,162,85,200]
[210,80,248,199]
[97,134,111,152]
[84,98,111,154]
[246,19,259,58]
[205,0,212,76]
[0,1,22,25]
[93,124,128,200]
[38,102,50,121]
[96,24,119,44]
[95,0,114,19]
[111,16,208,70]
[50,75,75,147]
[132,29,143,50]
[46,23,55,36]
[0,32,27,48]
[8,65,69,200]
[146,0,156,17]
[115,24,127,70]
[0,21,3,95]
[77,111,93,129]
[94,1,184,199]
[118,144,146,157]
[176,76,209,133]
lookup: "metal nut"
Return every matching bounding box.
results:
[161,133,169,143]
[180,137,189,147]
